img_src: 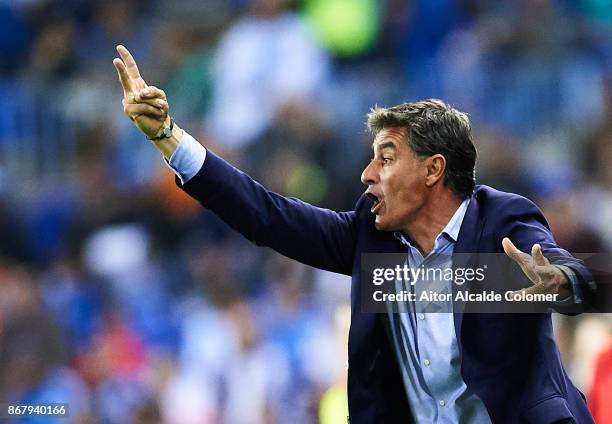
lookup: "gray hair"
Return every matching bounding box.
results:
[367,99,476,197]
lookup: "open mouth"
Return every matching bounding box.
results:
[365,192,383,214]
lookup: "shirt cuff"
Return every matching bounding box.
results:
[553,264,583,306]
[164,131,207,184]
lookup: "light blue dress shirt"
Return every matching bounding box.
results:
[165,131,207,184]
[386,199,493,423]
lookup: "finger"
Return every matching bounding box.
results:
[503,237,540,284]
[128,94,168,111]
[123,103,166,118]
[122,98,166,117]
[113,58,132,95]
[116,45,142,81]
[531,244,549,266]
[502,237,531,266]
[139,98,168,113]
[138,86,166,101]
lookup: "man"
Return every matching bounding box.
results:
[113,45,596,423]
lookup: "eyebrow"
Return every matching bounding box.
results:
[373,141,397,151]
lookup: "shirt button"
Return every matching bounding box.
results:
[418,313,425,320]
[423,359,430,366]
[439,400,446,407]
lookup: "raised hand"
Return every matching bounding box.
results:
[113,45,169,138]
[502,237,571,300]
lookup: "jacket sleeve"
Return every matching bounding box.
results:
[177,150,358,276]
[499,194,597,312]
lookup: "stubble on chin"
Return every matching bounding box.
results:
[374,217,389,231]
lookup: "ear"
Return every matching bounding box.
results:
[424,154,446,187]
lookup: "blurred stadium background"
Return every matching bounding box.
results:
[0,0,611,423]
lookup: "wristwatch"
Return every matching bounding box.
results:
[147,118,174,141]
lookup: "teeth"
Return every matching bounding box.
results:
[371,200,382,214]
[366,192,382,214]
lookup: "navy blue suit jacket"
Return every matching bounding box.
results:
[179,150,596,424]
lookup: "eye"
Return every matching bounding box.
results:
[382,157,392,165]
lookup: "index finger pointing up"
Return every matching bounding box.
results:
[116,45,142,80]
[113,58,132,95]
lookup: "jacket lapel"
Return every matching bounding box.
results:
[350,230,403,353]
[452,193,483,350]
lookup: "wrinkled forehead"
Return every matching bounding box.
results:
[372,127,408,151]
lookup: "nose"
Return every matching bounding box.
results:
[361,160,378,186]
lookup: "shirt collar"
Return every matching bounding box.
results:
[394,197,470,244]
[440,197,470,242]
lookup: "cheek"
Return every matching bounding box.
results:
[382,164,422,208]
[391,179,423,217]
[392,175,419,200]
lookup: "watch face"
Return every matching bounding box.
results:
[163,127,172,138]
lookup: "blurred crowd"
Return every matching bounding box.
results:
[0,0,611,423]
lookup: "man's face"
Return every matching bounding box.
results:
[361,127,428,231]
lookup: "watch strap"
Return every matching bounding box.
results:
[147,118,174,141]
